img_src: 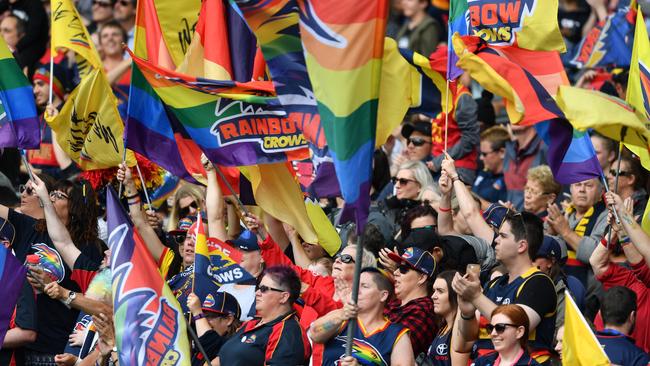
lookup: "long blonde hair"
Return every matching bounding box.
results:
[166,183,206,232]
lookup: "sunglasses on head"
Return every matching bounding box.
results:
[486,323,519,334]
[391,177,417,186]
[335,253,355,264]
[407,137,430,147]
[256,284,286,294]
[18,184,34,196]
[179,201,198,218]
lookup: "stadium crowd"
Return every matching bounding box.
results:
[0,0,650,365]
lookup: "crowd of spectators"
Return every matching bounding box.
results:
[0,0,649,365]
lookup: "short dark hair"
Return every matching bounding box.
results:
[400,204,437,240]
[263,265,301,304]
[503,211,543,261]
[361,267,394,302]
[601,286,637,327]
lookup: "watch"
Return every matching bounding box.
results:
[64,291,77,306]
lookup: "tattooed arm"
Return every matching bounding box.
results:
[309,302,357,344]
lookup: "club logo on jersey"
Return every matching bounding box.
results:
[335,337,387,366]
[31,243,66,282]
[468,0,537,46]
[202,294,216,308]
[211,99,309,154]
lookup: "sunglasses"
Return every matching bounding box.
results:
[407,137,430,147]
[172,233,186,244]
[397,264,415,274]
[92,0,113,7]
[256,284,286,294]
[391,177,418,186]
[49,191,69,200]
[334,253,355,264]
[486,323,519,334]
[480,150,495,157]
[609,169,632,177]
[115,0,132,6]
[179,201,198,218]
[18,184,34,196]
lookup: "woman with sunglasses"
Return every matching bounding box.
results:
[473,304,541,366]
[424,270,469,366]
[216,265,310,365]
[166,183,206,232]
[311,267,415,366]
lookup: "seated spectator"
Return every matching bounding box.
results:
[395,0,439,55]
[394,121,433,169]
[547,177,607,287]
[310,267,414,366]
[452,211,557,364]
[504,125,547,210]
[386,247,437,358]
[472,305,541,366]
[524,165,561,219]
[590,132,617,174]
[187,290,241,365]
[1,14,25,53]
[218,266,311,365]
[596,286,650,366]
[472,125,509,204]
[606,150,648,220]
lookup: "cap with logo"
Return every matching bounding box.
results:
[388,246,436,277]
[535,235,564,263]
[227,230,260,251]
[482,203,509,231]
[201,291,241,319]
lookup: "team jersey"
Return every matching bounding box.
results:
[427,328,452,366]
[597,329,650,366]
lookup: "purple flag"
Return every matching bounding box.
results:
[0,245,27,345]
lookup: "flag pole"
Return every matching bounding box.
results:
[444,79,450,151]
[345,226,365,357]
[48,52,54,106]
[134,160,152,209]
[607,143,624,247]
[213,166,249,216]
[118,149,127,198]
[601,173,621,234]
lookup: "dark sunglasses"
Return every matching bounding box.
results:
[18,184,34,196]
[115,0,132,6]
[256,284,286,294]
[609,169,632,177]
[92,0,113,7]
[397,264,414,274]
[179,201,198,218]
[480,150,495,157]
[49,191,69,200]
[391,177,417,186]
[486,323,519,334]
[407,137,430,147]
[334,253,355,264]
[172,233,186,244]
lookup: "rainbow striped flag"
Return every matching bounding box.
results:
[447,0,469,80]
[106,187,192,365]
[0,37,39,149]
[298,0,387,229]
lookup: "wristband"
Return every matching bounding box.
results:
[192,313,205,321]
[600,237,609,248]
[451,175,460,184]
[124,192,139,200]
[460,312,475,320]
[619,236,631,246]
[438,207,451,213]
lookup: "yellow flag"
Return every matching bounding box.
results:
[305,198,341,256]
[47,68,135,170]
[50,0,102,77]
[562,291,610,366]
[240,163,319,245]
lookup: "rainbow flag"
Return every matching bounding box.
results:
[106,187,192,365]
[128,53,309,168]
[0,245,26,346]
[0,37,39,149]
[193,218,254,290]
[447,0,469,80]
[298,0,387,229]
[235,0,326,149]
[468,0,565,52]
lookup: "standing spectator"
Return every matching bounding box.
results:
[547,178,607,288]
[524,165,561,220]
[88,0,115,51]
[451,211,557,364]
[395,121,433,170]
[217,266,311,365]
[99,21,131,116]
[310,267,415,366]
[472,305,541,366]
[113,0,135,50]
[596,286,650,366]
[606,151,648,220]
[472,126,509,204]
[503,125,547,210]
[0,0,48,76]
[396,0,439,55]
[1,13,25,52]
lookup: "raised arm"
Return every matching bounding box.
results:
[284,223,311,269]
[117,163,166,262]
[29,176,81,269]
[606,191,650,265]
[203,155,227,241]
[437,171,456,235]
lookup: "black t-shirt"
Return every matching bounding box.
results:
[192,330,228,366]
[0,280,37,365]
[8,209,102,355]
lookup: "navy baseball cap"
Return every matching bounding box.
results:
[401,121,432,139]
[535,236,564,263]
[201,291,241,319]
[0,218,15,247]
[388,247,436,277]
[482,203,509,231]
[398,226,440,252]
[227,230,260,251]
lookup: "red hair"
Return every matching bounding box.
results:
[491,304,530,349]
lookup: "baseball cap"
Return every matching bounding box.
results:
[398,226,440,252]
[168,216,195,236]
[201,291,241,319]
[401,121,432,139]
[0,218,15,247]
[482,203,509,231]
[388,246,436,277]
[227,230,260,251]
[535,236,564,263]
